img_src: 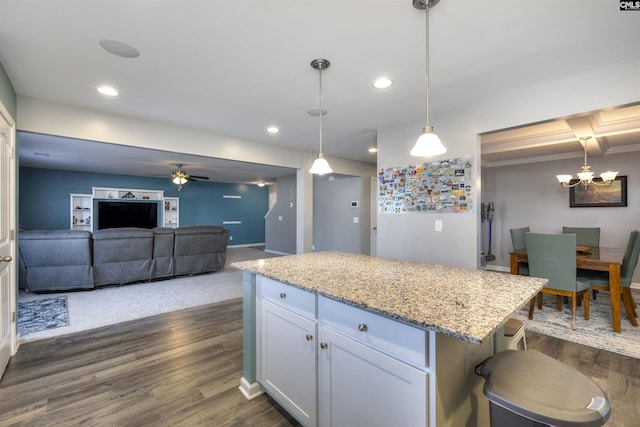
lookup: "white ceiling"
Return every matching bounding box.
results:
[2,0,640,183]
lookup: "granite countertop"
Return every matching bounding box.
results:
[231,252,547,344]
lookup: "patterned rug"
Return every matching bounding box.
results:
[512,290,640,359]
[17,296,69,335]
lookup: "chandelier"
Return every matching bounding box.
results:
[556,136,618,188]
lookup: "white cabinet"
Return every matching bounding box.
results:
[258,277,317,426]
[317,296,428,427]
[70,193,92,230]
[257,278,431,427]
[163,197,179,228]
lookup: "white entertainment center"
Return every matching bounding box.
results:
[70,187,179,230]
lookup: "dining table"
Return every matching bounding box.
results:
[510,246,626,333]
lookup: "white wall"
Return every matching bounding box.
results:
[377,59,640,269]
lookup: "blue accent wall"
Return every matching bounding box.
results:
[19,167,268,245]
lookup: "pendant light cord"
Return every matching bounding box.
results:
[319,67,324,155]
[425,2,431,129]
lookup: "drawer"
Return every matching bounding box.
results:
[319,296,427,368]
[259,276,317,319]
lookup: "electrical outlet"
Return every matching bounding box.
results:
[435,220,443,232]
[229,236,233,241]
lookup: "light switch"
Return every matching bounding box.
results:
[353,217,359,223]
[435,220,443,232]
[278,216,283,221]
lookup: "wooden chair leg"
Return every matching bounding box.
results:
[571,293,577,331]
[538,293,543,309]
[529,296,536,320]
[583,290,589,321]
[622,288,638,327]
[592,289,598,300]
[556,295,562,311]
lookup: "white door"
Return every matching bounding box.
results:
[0,103,16,379]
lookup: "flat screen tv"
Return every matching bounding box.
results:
[97,201,159,230]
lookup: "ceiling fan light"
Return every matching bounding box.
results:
[172,176,187,185]
[309,154,333,175]
[600,171,618,182]
[410,127,446,157]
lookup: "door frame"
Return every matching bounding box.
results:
[0,100,18,377]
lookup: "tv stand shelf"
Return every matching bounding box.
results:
[68,187,179,230]
[93,187,164,201]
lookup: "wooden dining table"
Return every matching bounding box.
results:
[510,246,625,333]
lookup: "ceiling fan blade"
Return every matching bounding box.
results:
[187,175,209,180]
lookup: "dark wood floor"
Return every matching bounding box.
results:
[1,298,637,426]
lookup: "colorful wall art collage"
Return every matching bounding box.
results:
[378,157,474,214]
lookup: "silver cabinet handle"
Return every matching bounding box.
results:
[1,256,12,262]
[358,323,368,332]
[306,334,313,341]
[320,342,328,349]
[279,292,286,299]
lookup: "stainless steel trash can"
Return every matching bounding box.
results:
[478,350,610,427]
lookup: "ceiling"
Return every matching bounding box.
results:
[2,0,640,183]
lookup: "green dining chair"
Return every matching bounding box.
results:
[562,226,600,248]
[525,232,590,330]
[583,230,640,327]
[509,226,530,275]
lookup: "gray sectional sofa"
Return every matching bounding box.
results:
[18,225,229,292]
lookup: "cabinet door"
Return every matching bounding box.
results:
[318,327,427,427]
[260,299,317,426]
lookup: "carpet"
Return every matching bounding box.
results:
[17,247,282,342]
[17,296,69,335]
[512,290,640,359]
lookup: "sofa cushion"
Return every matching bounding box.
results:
[152,227,175,279]
[93,227,153,286]
[18,230,94,291]
[173,225,229,275]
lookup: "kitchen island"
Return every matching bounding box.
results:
[232,252,547,427]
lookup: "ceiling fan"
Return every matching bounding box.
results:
[170,164,209,191]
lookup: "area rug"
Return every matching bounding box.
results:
[512,290,640,359]
[17,296,69,335]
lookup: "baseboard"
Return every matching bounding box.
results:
[264,249,293,256]
[239,377,264,400]
[485,265,510,273]
[228,243,266,248]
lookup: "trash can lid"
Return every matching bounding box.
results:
[479,350,610,427]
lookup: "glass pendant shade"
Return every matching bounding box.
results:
[410,127,446,157]
[309,154,333,175]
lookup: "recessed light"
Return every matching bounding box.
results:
[307,108,327,116]
[368,147,378,153]
[373,78,393,89]
[97,86,119,97]
[266,126,280,134]
[99,39,140,58]
[257,181,265,187]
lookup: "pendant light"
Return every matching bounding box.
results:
[410,0,446,157]
[309,58,333,175]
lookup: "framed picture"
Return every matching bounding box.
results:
[570,175,627,208]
